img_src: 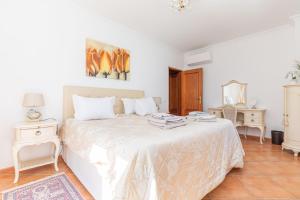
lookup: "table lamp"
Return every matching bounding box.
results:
[153,97,162,111]
[23,93,45,121]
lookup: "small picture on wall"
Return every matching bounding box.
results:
[86,39,130,81]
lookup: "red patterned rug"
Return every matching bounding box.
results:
[2,173,84,200]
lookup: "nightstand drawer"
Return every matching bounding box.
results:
[18,126,57,141]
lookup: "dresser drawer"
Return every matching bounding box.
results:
[245,111,262,119]
[245,117,262,124]
[208,109,222,118]
[244,112,263,124]
[17,126,57,141]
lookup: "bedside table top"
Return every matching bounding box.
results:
[15,119,58,129]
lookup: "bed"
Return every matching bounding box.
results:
[61,86,244,200]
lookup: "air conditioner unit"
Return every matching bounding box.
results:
[184,51,211,67]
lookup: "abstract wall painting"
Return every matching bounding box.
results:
[86,39,130,81]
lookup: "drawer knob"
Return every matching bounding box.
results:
[251,113,254,116]
[251,119,254,122]
[213,112,216,114]
[35,130,42,136]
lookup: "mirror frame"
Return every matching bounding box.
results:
[222,80,247,106]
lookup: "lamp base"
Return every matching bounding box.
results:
[26,109,42,122]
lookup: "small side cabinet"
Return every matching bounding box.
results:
[13,119,60,183]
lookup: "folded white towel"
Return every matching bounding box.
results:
[149,120,188,129]
[148,113,188,128]
[188,114,217,122]
[188,111,208,116]
[149,113,186,123]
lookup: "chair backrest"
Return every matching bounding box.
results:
[222,105,237,125]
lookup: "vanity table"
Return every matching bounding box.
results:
[208,80,266,144]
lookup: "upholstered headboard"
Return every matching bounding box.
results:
[63,85,145,120]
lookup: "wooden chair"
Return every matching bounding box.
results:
[222,105,245,138]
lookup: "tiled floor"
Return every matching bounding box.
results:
[0,136,299,200]
[204,137,300,200]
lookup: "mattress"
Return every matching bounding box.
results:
[62,115,244,200]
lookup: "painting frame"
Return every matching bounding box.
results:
[86,39,131,81]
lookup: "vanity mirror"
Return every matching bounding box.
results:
[222,80,247,106]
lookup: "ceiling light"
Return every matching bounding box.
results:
[170,0,190,12]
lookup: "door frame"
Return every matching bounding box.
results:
[168,67,182,115]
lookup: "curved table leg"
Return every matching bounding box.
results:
[53,139,60,171]
[259,126,265,144]
[262,126,266,142]
[12,146,19,184]
[244,126,247,139]
[12,138,60,183]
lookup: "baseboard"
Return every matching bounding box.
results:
[0,166,14,173]
[0,156,64,172]
[239,134,271,142]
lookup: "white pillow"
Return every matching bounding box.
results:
[135,97,158,116]
[121,98,136,114]
[72,95,115,120]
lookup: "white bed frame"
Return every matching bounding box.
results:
[61,85,146,199]
[63,146,104,199]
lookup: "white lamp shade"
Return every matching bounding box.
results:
[23,93,45,107]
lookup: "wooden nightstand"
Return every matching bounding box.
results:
[13,119,60,183]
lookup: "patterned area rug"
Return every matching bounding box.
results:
[2,173,84,200]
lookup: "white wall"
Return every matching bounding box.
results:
[185,25,296,138]
[293,15,300,59]
[0,0,183,169]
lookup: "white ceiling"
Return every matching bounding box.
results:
[79,0,300,51]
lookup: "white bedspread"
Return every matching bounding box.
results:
[62,115,244,200]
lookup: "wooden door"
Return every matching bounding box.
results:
[169,68,181,115]
[181,68,203,115]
